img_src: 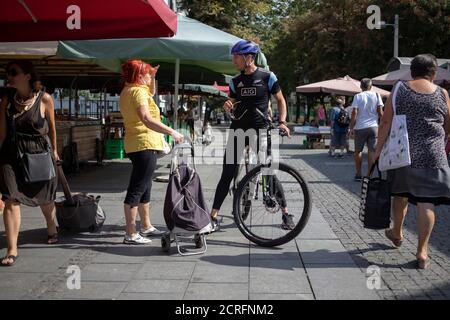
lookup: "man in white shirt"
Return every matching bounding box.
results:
[349,78,384,181]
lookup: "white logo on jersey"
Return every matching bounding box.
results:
[241,88,256,96]
[237,82,244,88]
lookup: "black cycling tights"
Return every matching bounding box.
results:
[212,129,286,211]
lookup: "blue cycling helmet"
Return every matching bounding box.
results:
[231,40,259,55]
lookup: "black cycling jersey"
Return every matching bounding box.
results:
[229,67,281,129]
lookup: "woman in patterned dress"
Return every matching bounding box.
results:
[374,54,450,269]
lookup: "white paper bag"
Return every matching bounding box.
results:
[379,82,411,171]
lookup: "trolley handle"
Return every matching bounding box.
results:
[171,138,196,171]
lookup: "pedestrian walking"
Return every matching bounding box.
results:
[349,78,384,181]
[0,60,59,266]
[330,96,350,157]
[317,104,326,126]
[373,54,450,269]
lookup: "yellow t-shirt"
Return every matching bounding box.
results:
[119,84,165,153]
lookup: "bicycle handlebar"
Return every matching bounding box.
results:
[278,127,288,137]
[226,101,288,137]
[268,122,288,137]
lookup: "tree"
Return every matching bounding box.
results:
[176,0,291,45]
[269,0,450,92]
[177,0,450,95]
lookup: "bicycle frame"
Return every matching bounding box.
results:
[231,124,281,205]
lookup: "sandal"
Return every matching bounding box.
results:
[385,229,403,248]
[417,258,430,270]
[47,233,59,244]
[1,255,18,267]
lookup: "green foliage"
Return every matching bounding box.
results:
[177,0,450,93]
[177,0,291,44]
[270,0,450,91]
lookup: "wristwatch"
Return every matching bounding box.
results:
[279,120,286,125]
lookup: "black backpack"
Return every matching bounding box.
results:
[336,108,350,127]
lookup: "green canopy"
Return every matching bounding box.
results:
[57,14,268,76]
[56,14,268,128]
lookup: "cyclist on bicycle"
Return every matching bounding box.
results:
[210,40,293,231]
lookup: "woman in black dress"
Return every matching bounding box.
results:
[0,60,59,266]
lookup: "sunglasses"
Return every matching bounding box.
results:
[7,68,21,77]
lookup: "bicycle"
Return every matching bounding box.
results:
[226,106,312,247]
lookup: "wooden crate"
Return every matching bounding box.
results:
[312,141,326,149]
[55,109,70,121]
[56,121,76,157]
[107,112,123,124]
[71,125,102,162]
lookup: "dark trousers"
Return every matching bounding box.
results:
[124,150,158,208]
[212,132,248,210]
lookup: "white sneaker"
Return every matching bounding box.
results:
[123,233,152,245]
[139,226,163,237]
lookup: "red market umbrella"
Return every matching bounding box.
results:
[213,81,230,95]
[0,0,177,42]
[296,75,390,97]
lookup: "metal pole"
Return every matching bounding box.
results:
[75,89,79,120]
[320,95,327,124]
[69,77,78,121]
[305,96,310,124]
[394,14,399,58]
[154,79,159,105]
[68,89,72,120]
[103,88,107,121]
[59,89,63,111]
[198,96,202,120]
[173,58,180,130]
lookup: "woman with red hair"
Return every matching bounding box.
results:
[120,60,183,245]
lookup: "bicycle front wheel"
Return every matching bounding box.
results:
[233,163,311,247]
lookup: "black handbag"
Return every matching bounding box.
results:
[20,150,56,183]
[12,117,56,184]
[359,162,391,229]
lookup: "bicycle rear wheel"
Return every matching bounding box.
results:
[233,162,311,247]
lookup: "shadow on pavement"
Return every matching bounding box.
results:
[296,152,450,259]
[59,162,167,194]
[200,250,362,270]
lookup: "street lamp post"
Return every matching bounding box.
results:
[379,14,399,58]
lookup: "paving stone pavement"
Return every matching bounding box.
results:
[1,126,448,300]
[278,134,450,300]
